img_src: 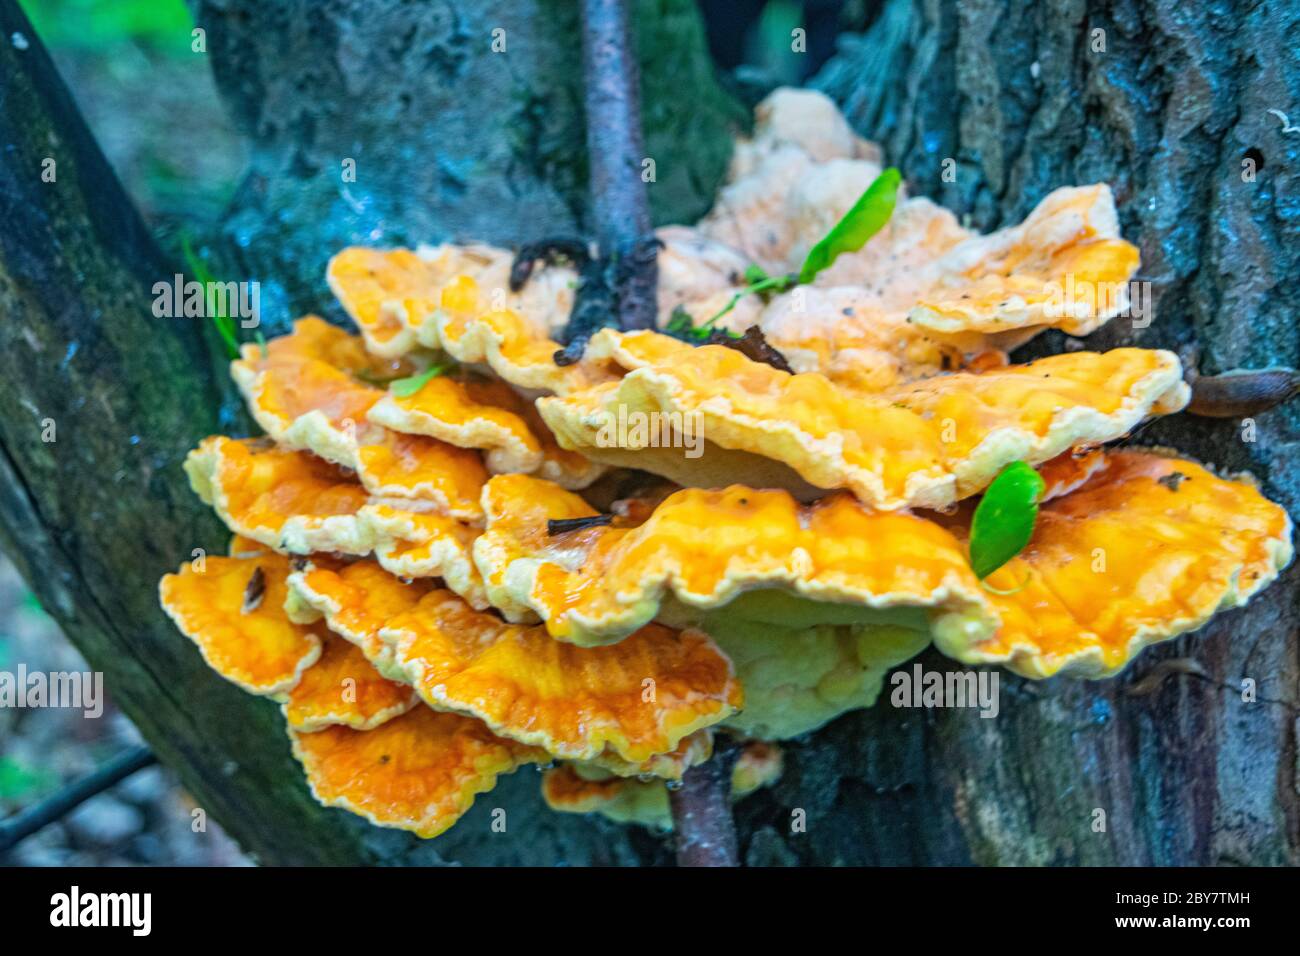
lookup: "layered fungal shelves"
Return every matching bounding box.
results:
[160,90,1292,840]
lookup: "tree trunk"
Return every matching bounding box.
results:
[190,0,747,324]
[2,0,1295,866]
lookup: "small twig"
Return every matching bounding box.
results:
[0,746,157,853]
[1179,344,1300,418]
[1186,367,1300,418]
[579,0,657,333]
[509,237,591,292]
[668,737,741,867]
[547,514,614,535]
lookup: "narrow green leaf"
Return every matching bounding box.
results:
[388,363,452,397]
[798,167,902,285]
[180,234,240,360]
[968,461,1046,579]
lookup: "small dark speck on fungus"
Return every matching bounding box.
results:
[241,566,266,614]
[1158,472,1188,492]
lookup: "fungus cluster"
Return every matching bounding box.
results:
[159,90,1292,841]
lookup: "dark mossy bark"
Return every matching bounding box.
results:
[0,0,370,865]
[189,0,747,328]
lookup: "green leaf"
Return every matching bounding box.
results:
[388,363,452,397]
[180,234,240,360]
[968,461,1045,579]
[797,167,902,285]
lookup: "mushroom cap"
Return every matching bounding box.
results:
[324,248,445,357]
[422,275,617,395]
[159,552,322,697]
[537,344,1189,511]
[284,633,418,732]
[232,323,489,517]
[693,89,1138,382]
[184,436,371,553]
[285,560,436,674]
[698,118,884,273]
[368,374,542,474]
[366,372,603,488]
[473,473,995,648]
[906,190,1139,343]
[244,315,598,487]
[579,729,715,781]
[380,589,743,766]
[289,706,542,839]
[350,430,487,519]
[287,507,487,608]
[327,243,576,360]
[287,558,736,774]
[939,449,1294,678]
[327,244,610,394]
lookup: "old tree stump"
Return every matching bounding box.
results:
[0,0,1295,864]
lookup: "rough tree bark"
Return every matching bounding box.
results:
[1,0,1295,866]
[190,0,746,326]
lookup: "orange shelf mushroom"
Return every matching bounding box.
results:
[695,90,1142,391]
[160,552,323,697]
[940,450,1293,678]
[284,634,418,733]
[290,707,544,839]
[157,87,1292,847]
[473,472,993,647]
[537,343,1189,511]
[380,588,742,767]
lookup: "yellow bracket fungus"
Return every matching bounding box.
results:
[940,450,1293,678]
[156,87,1294,846]
[538,345,1189,510]
[473,473,995,648]
[380,589,742,767]
[290,706,544,839]
[284,634,418,732]
[160,553,323,698]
